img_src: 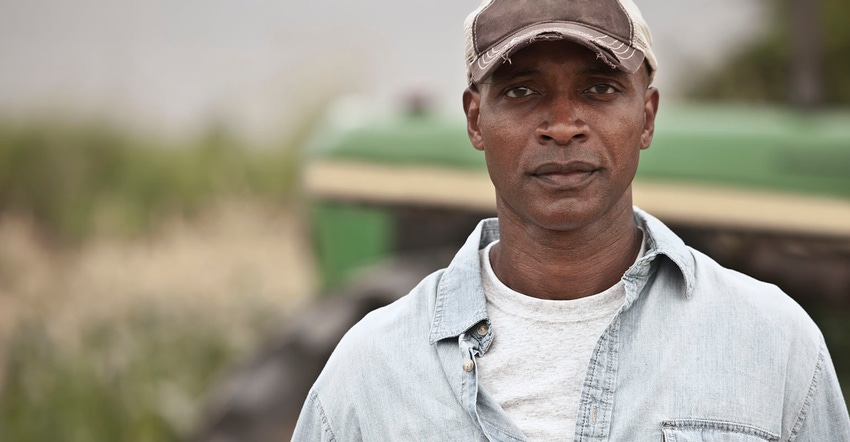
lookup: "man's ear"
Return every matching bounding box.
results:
[463,86,485,151]
[640,87,660,150]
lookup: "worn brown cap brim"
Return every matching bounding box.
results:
[470,22,645,84]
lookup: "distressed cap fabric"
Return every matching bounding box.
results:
[464,0,657,84]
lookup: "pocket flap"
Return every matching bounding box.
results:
[661,419,779,442]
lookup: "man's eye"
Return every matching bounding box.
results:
[505,86,535,98]
[587,84,617,94]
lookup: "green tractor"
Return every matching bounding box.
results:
[194,103,850,441]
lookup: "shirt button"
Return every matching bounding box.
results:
[462,359,474,372]
[476,322,489,336]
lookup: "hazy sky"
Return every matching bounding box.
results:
[0,0,765,139]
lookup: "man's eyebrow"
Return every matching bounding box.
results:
[581,67,628,78]
[488,66,630,84]
[488,67,541,84]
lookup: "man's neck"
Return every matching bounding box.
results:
[490,205,642,301]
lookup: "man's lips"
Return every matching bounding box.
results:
[530,161,599,188]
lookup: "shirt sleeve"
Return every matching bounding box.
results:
[790,342,850,441]
[291,389,338,442]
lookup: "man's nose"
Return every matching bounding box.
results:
[535,95,588,145]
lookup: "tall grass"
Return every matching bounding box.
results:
[0,120,297,243]
[0,308,260,442]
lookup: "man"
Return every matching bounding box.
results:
[293,0,850,440]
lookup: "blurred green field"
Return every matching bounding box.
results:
[2,309,240,441]
[0,119,316,441]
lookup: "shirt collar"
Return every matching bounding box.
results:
[429,218,498,344]
[632,207,696,298]
[428,208,696,343]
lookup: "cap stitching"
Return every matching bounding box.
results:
[473,0,497,56]
[615,0,634,44]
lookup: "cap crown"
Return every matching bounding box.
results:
[464,0,657,84]
[474,0,632,55]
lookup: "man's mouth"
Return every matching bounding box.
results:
[530,161,599,188]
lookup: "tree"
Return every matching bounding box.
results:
[687,0,850,107]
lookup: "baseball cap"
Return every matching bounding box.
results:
[464,0,658,84]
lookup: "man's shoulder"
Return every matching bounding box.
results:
[685,246,822,343]
[314,268,445,379]
[305,268,457,429]
[689,247,797,305]
[347,268,443,343]
[639,209,812,325]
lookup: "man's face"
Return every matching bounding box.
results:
[463,40,659,232]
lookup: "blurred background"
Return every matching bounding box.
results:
[0,0,848,440]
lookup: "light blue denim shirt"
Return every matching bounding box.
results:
[293,208,850,441]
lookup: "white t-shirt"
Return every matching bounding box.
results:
[477,237,644,440]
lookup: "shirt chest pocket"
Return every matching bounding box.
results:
[661,419,779,442]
